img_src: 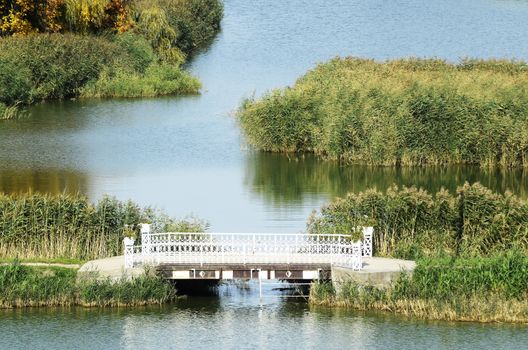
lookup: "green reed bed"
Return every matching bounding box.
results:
[310,252,528,323]
[238,57,528,168]
[0,263,175,308]
[308,182,528,259]
[0,192,207,261]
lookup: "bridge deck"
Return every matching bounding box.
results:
[157,263,332,280]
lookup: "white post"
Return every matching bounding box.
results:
[141,223,151,263]
[362,227,373,258]
[123,237,135,268]
[352,241,362,271]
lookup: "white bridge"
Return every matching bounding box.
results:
[124,224,373,272]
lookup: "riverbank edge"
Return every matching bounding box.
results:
[308,290,528,324]
[0,263,177,309]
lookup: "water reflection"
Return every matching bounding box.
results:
[1,297,527,350]
[0,168,89,195]
[245,153,528,205]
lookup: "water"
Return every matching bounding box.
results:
[1,288,528,350]
[1,0,528,232]
[1,0,528,346]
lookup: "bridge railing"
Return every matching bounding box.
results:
[123,224,373,271]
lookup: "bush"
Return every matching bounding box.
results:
[113,31,156,73]
[131,0,223,58]
[307,182,528,258]
[0,58,32,105]
[0,34,123,102]
[81,63,201,98]
[238,57,528,168]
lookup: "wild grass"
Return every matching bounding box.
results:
[0,263,176,308]
[238,57,528,168]
[81,64,201,98]
[310,252,528,323]
[0,192,208,261]
[0,103,25,120]
[308,182,528,259]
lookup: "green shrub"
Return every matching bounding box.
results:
[238,57,528,168]
[0,58,32,105]
[81,63,200,98]
[0,34,122,102]
[308,182,528,258]
[113,32,156,73]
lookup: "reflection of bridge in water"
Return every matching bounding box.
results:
[124,224,373,284]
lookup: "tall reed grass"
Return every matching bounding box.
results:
[238,58,528,168]
[0,192,207,260]
[310,252,528,323]
[308,182,528,259]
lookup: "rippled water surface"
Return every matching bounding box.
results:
[1,285,528,350]
[1,0,528,231]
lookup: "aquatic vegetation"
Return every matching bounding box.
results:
[238,57,528,168]
[0,192,207,260]
[0,263,176,308]
[308,182,528,259]
[310,252,528,323]
[81,64,200,98]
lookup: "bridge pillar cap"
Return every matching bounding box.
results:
[140,223,151,233]
[123,237,135,245]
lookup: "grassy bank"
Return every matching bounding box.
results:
[238,57,528,168]
[310,252,528,323]
[308,182,528,322]
[0,0,223,118]
[0,192,207,261]
[0,263,175,308]
[308,182,528,259]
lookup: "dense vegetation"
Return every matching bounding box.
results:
[0,192,207,261]
[0,263,176,307]
[308,182,528,322]
[311,252,528,323]
[0,0,223,118]
[308,182,528,259]
[238,58,528,168]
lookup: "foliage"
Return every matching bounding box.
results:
[0,263,176,307]
[307,182,528,259]
[131,0,223,63]
[0,192,208,260]
[310,252,528,323]
[63,0,133,33]
[113,31,156,73]
[0,33,122,102]
[0,0,132,35]
[238,57,528,168]
[81,63,200,98]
